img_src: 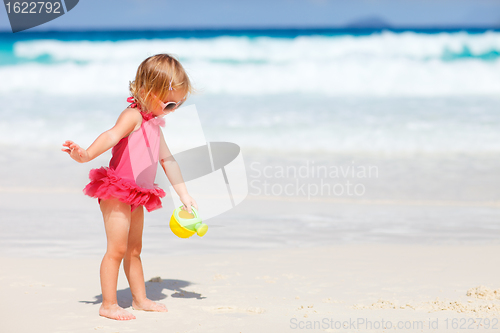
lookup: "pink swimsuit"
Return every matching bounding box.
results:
[83,98,166,212]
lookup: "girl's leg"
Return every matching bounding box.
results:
[124,205,168,312]
[98,198,136,320]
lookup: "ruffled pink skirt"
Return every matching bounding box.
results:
[83,167,166,212]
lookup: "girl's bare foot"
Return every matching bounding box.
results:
[99,304,136,320]
[132,299,168,312]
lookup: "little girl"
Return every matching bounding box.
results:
[62,54,198,321]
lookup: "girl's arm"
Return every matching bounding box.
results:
[159,131,198,214]
[62,108,142,163]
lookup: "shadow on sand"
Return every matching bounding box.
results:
[79,278,206,308]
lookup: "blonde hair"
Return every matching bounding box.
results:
[129,53,193,112]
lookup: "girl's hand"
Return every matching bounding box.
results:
[62,140,90,163]
[179,194,198,214]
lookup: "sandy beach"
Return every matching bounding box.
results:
[1,242,500,333]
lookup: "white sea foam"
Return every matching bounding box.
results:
[2,31,500,97]
[1,92,499,154]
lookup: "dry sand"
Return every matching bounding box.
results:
[1,244,500,333]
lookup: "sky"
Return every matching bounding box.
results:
[0,0,499,32]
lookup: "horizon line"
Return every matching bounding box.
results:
[1,25,500,34]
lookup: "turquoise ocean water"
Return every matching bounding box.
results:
[0,28,500,153]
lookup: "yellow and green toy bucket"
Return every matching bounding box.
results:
[170,206,208,238]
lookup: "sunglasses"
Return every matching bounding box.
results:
[153,93,186,113]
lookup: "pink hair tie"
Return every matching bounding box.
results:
[168,78,173,91]
[127,96,137,107]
